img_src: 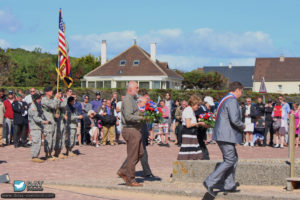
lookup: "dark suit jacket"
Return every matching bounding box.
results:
[12,101,28,125]
[195,105,208,135]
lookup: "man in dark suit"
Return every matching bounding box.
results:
[12,93,29,148]
[203,82,245,197]
[195,102,210,160]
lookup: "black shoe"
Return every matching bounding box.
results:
[145,174,155,178]
[223,182,240,194]
[203,181,216,197]
[22,144,30,148]
[158,142,164,146]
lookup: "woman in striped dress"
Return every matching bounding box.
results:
[177,96,207,160]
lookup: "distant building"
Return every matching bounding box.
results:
[203,64,254,89]
[81,41,183,89]
[253,56,300,94]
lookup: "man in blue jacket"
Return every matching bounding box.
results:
[203,82,245,197]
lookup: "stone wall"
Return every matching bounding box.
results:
[172,159,300,186]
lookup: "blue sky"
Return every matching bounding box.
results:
[1,0,300,71]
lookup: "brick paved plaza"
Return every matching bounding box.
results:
[0,143,300,199]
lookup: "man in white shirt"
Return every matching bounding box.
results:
[24,88,36,105]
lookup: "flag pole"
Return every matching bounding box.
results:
[57,9,61,94]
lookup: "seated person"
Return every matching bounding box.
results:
[84,110,100,147]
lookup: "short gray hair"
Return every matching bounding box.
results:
[127,81,137,90]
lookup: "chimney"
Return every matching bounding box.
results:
[150,43,156,62]
[101,40,107,65]
[229,62,232,69]
[280,54,284,62]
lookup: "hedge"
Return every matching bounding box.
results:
[1,86,300,103]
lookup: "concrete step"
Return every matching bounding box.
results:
[173,159,300,186]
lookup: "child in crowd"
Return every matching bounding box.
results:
[158,100,170,147]
[253,116,265,146]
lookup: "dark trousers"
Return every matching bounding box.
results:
[197,129,210,160]
[13,124,27,146]
[80,119,85,144]
[264,121,274,145]
[176,122,183,145]
[119,127,144,184]
[141,145,152,176]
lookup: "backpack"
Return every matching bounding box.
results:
[101,107,116,126]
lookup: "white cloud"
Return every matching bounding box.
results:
[158,54,211,71]
[0,9,21,33]
[69,31,137,56]
[229,58,256,66]
[20,45,43,52]
[69,28,278,69]
[0,38,10,48]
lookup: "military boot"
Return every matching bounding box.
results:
[32,158,44,163]
[46,152,57,161]
[66,148,76,157]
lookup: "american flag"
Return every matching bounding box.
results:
[57,9,73,88]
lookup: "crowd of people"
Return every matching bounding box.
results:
[0,85,298,163]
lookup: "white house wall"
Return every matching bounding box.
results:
[253,81,300,94]
[82,76,182,89]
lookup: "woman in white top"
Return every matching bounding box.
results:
[242,98,256,147]
[177,96,207,160]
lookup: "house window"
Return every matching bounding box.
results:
[120,60,126,66]
[87,81,95,88]
[117,81,127,89]
[96,81,103,88]
[298,85,300,92]
[139,81,150,89]
[81,81,86,88]
[166,81,170,89]
[278,85,282,90]
[152,81,161,89]
[104,81,111,88]
[119,70,123,74]
[133,60,140,66]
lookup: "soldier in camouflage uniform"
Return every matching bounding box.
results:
[53,89,67,159]
[41,86,61,160]
[28,94,49,163]
[65,96,82,156]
